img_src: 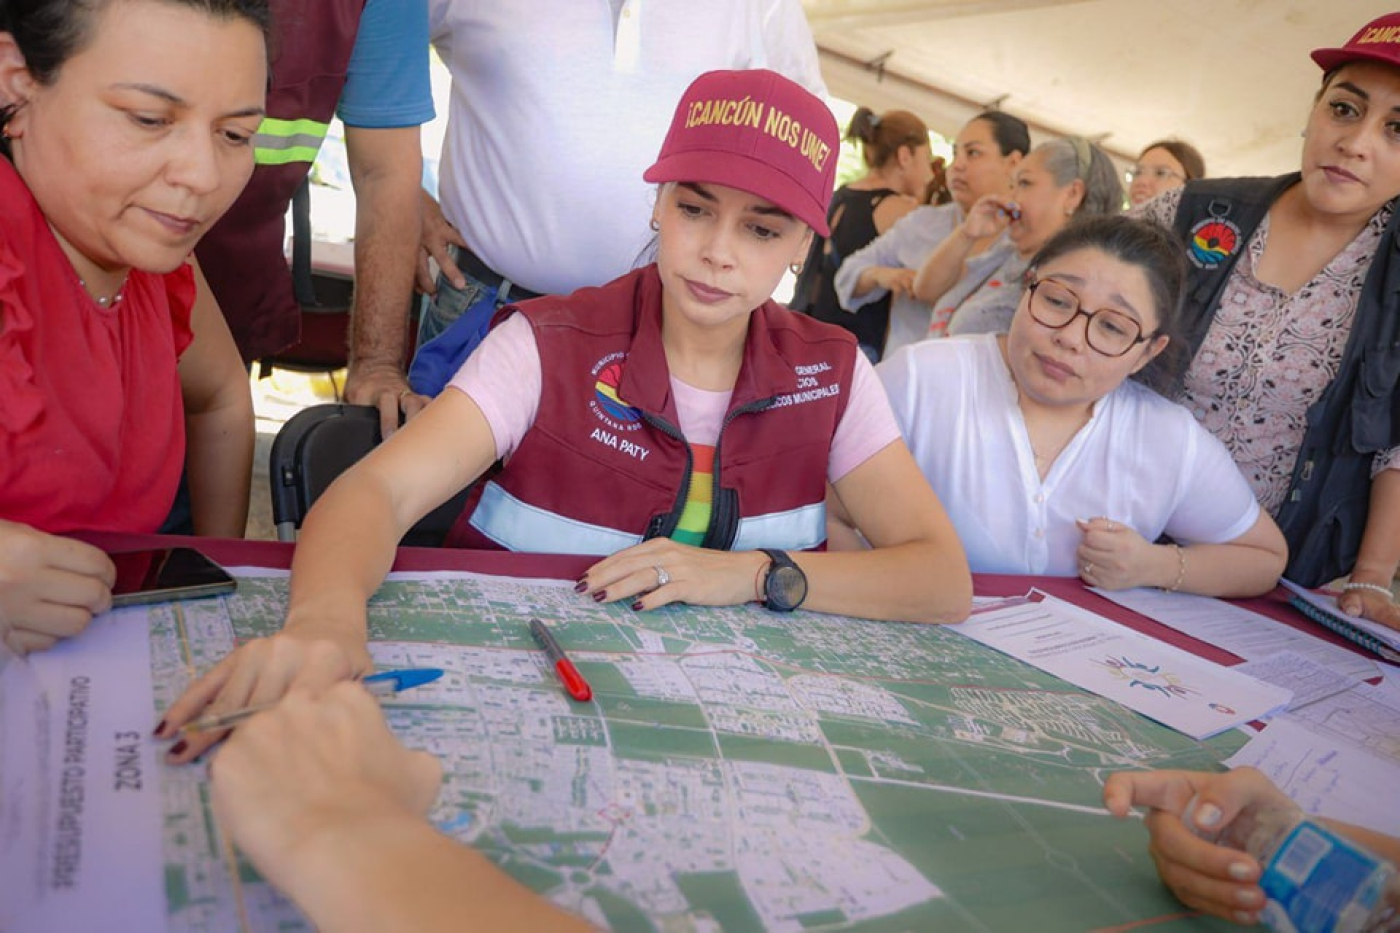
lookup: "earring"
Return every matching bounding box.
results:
[789,262,804,275]
[649,218,660,232]
[1064,207,1074,216]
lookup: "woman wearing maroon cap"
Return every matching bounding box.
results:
[160,68,972,764]
[1134,12,1400,627]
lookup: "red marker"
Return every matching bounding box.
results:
[529,617,592,702]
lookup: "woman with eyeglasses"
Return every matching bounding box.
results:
[911,137,1124,340]
[839,216,1287,597]
[1134,14,1400,627]
[1127,139,1205,206]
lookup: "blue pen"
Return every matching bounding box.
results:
[176,667,445,736]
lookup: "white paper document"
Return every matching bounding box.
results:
[953,593,1293,739]
[1093,586,1381,681]
[1233,650,1362,711]
[0,608,164,932]
[1282,680,1400,767]
[1225,713,1400,837]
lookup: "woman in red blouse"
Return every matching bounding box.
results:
[0,0,268,652]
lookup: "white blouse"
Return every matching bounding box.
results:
[877,334,1262,576]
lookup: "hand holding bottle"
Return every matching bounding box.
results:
[1105,768,1400,931]
[1105,768,1270,924]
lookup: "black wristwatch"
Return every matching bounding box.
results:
[759,549,808,612]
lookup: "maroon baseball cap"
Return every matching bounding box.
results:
[1312,13,1400,73]
[644,69,838,236]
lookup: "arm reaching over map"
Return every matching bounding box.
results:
[209,683,593,932]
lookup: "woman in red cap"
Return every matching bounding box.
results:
[1134,13,1400,626]
[160,68,972,762]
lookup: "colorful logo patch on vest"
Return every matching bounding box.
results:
[588,353,643,433]
[1187,217,1241,269]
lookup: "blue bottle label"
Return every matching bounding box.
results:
[1258,821,1387,933]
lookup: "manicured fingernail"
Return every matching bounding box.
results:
[631,601,644,611]
[574,579,588,593]
[1234,911,1260,925]
[1237,886,1264,905]
[153,719,167,737]
[592,591,607,603]
[168,740,188,757]
[1192,803,1222,828]
[1228,862,1255,882]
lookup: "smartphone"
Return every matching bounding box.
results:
[109,547,237,607]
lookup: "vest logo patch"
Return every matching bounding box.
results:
[1187,217,1241,269]
[589,353,643,434]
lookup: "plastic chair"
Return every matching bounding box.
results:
[268,403,468,546]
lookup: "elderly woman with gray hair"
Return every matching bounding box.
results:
[912,137,1122,338]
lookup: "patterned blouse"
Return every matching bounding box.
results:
[1136,186,1400,516]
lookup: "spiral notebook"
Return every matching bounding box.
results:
[1280,579,1400,664]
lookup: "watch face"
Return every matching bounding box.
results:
[768,564,808,611]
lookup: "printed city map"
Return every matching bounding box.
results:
[150,571,1239,932]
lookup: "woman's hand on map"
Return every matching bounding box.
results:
[0,520,115,655]
[1103,768,1269,925]
[209,683,440,881]
[209,683,593,930]
[580,539,771,611]
[155,619,373,764]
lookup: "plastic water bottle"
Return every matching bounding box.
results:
[1193,797,1400,932]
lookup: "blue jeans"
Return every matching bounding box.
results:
[409,246,526,396]
[414,245,537,347]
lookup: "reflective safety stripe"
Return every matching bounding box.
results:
[469,482,643,555]
[470,482,825,555]
[731,503,826,552]
[252,116,330,166]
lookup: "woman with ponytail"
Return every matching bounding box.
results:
[792,106,933,359]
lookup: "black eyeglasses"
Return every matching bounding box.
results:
[1025,278,1155,357]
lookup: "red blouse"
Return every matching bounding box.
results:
[0,158,195,534]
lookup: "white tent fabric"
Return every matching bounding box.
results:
[805,0,1396,177]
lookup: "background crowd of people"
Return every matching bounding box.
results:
[2,0,1398,928]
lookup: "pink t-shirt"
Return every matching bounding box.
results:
[449,313,899,482]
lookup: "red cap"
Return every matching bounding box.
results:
[1312,13,1400,73]
[644,69,838,236]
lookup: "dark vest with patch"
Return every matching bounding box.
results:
[1171,175,1400,586]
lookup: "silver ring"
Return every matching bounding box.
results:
[1082,562,1094,576]
[654,565,671,587]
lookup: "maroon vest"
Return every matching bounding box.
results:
[445,266,858,554]
[195,0,366,363]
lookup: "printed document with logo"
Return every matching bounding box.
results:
[0,608,164,931]
[952,592,1293,739]
[1091,586,1380,681]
